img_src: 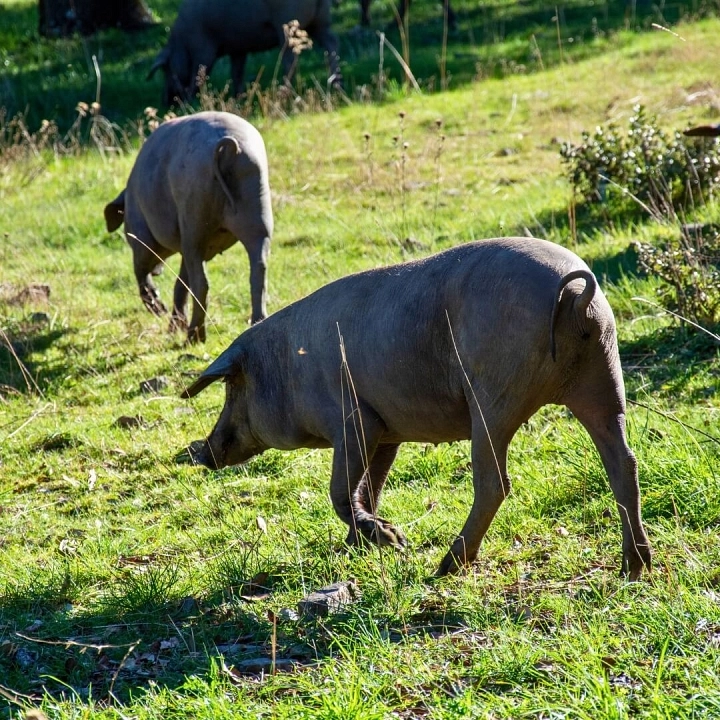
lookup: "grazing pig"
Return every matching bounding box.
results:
[104,111,273,343]
[359,0,456,30]
[148,0,342,106]
[182,238,651,578]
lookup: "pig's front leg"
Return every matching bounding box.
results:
[329,414,406,551]
[347,443,406,549]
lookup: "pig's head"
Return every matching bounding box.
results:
[147,42,193,107]
[181,344,265,469]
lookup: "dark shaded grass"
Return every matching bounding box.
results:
[2,0,717,133]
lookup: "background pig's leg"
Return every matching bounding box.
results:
[245,236,270,324]
[169,258,189,333]
[179,221,210,343]
[128,218,170,317]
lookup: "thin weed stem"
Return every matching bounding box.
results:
[440,4,449,91]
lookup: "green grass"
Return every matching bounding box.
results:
[1,2,720,719]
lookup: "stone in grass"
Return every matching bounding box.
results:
[30,311,51,325]
[115,415,146,430]
[140,376,170,394]
[297,581,358,618]
[234,657,299,674]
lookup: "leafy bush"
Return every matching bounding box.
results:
[562,105,720,329]
[560,104,720,215]
[634,226,720,327]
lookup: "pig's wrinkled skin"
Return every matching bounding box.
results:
[147,0,342,106]
[182,238,651,578]
[104,112,273,343]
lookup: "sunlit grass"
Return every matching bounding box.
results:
[1,6,719,720]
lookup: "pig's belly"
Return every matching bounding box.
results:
[377,402,472,445]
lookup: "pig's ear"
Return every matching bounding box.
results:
[104,191,125,232]
[180,345,243,399]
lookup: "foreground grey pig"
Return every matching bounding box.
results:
[148,0,342,106]
[182,238,651,578]
[105,111,273,343]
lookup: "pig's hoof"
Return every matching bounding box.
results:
[169,313,188,333]
[175,440,206,465]
[621,547,652,581]
[436,551,468,577]
[358,518,407,550]
[186,326,206,344]
[142,293,167,316]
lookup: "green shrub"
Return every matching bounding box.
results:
[634,226,720,327]
[562,105,720,328]
[560,104,720,215]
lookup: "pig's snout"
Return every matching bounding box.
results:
[189,440,221,469]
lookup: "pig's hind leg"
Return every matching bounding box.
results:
[168,258,190,333]
[329,416,406,551]
[179,220,211,343]
[437,415,512,576]
[565,385,651,580]
[127,217,171,317]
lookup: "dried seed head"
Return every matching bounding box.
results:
[75,101,89,116]
[435,118,443,128]
[363,132,371,141]
[399,111,406,119]
[403,142,409,149]
[283,20,313,55]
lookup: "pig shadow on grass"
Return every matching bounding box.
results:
[0,314,137,398]
[0,323,67,396]
[0,556,484,709]
[526,203,648,272]
[0,580,317,707]
[620,324,720,402]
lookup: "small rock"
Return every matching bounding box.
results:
[401,237,429,253]
[297,581,358,618]
[10,283,51,305]
[30,311,51,324]
[13,647,36,670]
[178,596,199,616]
[25,711,49,720]
[234,657,298,674]
[115,415,146,429]
[140,376,169,394]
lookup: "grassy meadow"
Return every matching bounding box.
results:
[1,0,720,717]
